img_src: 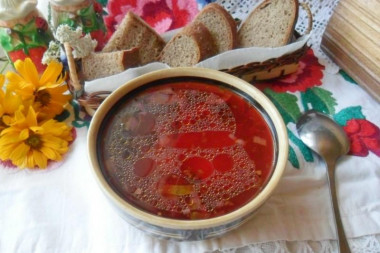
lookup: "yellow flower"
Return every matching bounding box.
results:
[0,74,24,132]
[6,58,71,119]
[0,107,73,169]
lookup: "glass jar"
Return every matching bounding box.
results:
[49,0,107,51]
[0,0,54,73]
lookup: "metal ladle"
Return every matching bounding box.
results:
[296,110,351,253]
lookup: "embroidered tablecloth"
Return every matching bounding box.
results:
[1,0,379,252]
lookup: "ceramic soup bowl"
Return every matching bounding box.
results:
[87,67,288,241]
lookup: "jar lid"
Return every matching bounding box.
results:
[0,0,37,21]
[49,0,87,7]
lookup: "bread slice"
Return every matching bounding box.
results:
[158,22,216,67]
[193,3,237,53]
[81,47,139,80]
[238,0,299,47]
[102,11,165,64]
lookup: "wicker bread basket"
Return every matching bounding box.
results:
[220,2,312,82]
[66,2,312,115]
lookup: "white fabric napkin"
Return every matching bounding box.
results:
[1,0,379,252]
[1,63,379,253]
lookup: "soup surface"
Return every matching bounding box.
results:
[98,78,275,220]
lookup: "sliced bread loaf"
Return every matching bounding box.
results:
[158,22,217,67]
[193,3,237,53]
[102,11,165,64]
[81,47,139,80]
[238,0,299,48]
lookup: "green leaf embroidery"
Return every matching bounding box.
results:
[288,129,314,162]
[333,106,365,126]
[0,17,52,54]
[14,19,37,36]
[55,109,70,122]
[339,70,357,85]
[96,0,108,7]
[71,100,90,128]
[79,5,101,33]
[57,13,78,28]
[288,145,300,168]
[264,89,301,124]
[303,87,337,115]
[0,28,13,51]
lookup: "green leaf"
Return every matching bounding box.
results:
[13,44,25,51]
[264,89,301,124]
[339,70,357,85]
[79,5,93,16]
[333,106,365,126]
[96,0,108,7]
[19,18,36,34]
[303,87,337,115]
[58,14,77,28]
[288,145,300,169]
[0,28,15,51]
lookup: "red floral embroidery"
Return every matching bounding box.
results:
[35,17,48,30]
[344,119,380,157]
[255,49,325,93]
[105,0,199,36]
[93,2,103,14]
[0,160,17,169]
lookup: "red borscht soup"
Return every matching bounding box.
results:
[98,78,275,220]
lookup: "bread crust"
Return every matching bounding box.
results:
[194,3,238,52]
[183,22,217,61]
[159,22,216,67]
[102,11,165,64]
[238,0,299,48]
[82,47,140,80]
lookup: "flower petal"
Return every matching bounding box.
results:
[3,90,23,115]
[10,142,30,163]
[39,60,63,85]
[26,107,38,127]
[0,132,22,144]
[15,58,40,87]
[32,150,48,168]
[19,128,29,140]
[30,126,44,134]
[40,146,60,160]
[0,74,4,88]
[26,151,35,168]
[6,72,25,89]
[0,143,18,160]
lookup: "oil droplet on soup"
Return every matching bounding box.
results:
[99,80,274,220]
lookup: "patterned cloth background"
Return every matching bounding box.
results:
[102,0,211,35]
[1,1,379,253]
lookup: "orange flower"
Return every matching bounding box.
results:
[6,58,71,119]
[0,107,73,169]
[0,74,24,132]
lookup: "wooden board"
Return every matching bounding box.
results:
[321,0,380,101]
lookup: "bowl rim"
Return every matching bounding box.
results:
[87,67,288,230]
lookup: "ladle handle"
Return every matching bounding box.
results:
[326,160,351,253]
